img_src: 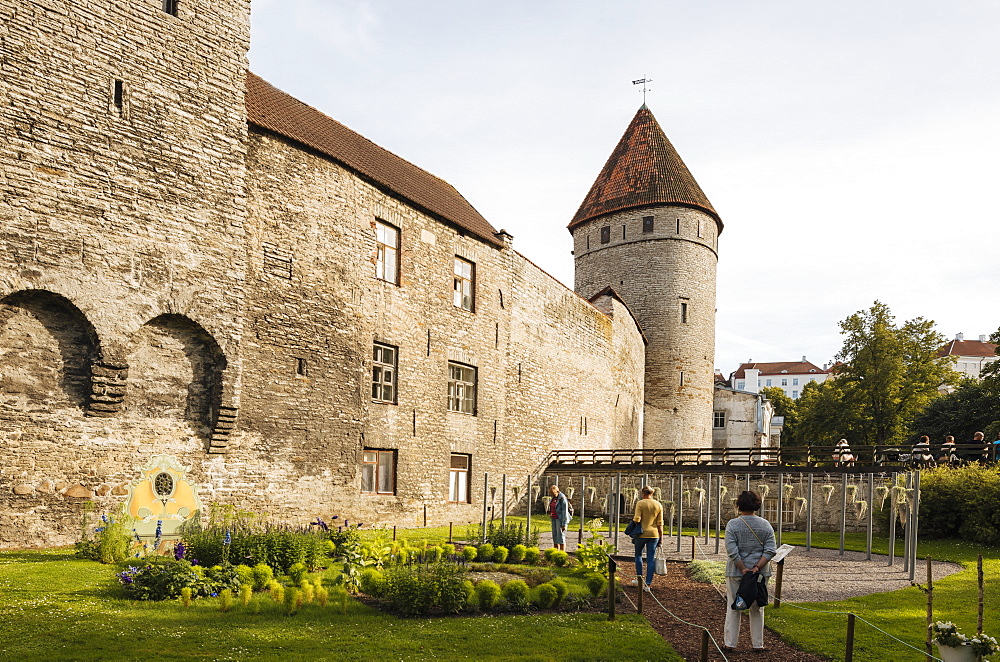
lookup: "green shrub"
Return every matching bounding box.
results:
[358,568,386,597]
[492,546,509,563]
[462,545,478,562]
[543,547,558,563]
[468,521,540,548]
[251,563,274,590]
[239,585,252,607]
[915,464,1000,545]
[550,550,569,567]
[117,558,212,601]
[438,572,469,614]
[516,566,556,587]
[442,544,456,557]
[425,546,443,563]
[478,543,495,562]
[533,582,559,609]
[508,544,527,563]
[183,524,328,574]
[288,562,308,584]
[382,563,468,616]
[475,580,501,610]
[205,564,242,595]
[235,564,254,588]
[285,587,300,615]
[550,578,569,604]
[218,588,233,612]
[585,573,607,598]
[523,547,541,565]
[501,579,530,605]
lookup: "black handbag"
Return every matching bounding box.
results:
[625,519,644,539]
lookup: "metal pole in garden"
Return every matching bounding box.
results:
[888,472,897,567]
[807,473,814,551]
[501,473,507,529]
[715,474,722,554]
[526,473,532,542]
[745,473,750,492]
[839,472,848,556]
[481,472,489,544]
[909,470,921,582]
[866,473,874,561]
[903,473,911,574]
[579,475,586,545]
[705,473,712,545]
[613,472,621,552]
[676,474,684,552]
[776,472,784,547]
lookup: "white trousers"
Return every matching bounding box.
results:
[725,577,765,649]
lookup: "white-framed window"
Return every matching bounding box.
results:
[449,453,471,503]
[792,390,799,398]
[713,411,726,428]
[453,257,475,311]
[736,381,744,390]
[361,449,396,495]
[761,499,795,525]
[781,378,788,386]
[375,220,400,284]
[765,379,772,386]
[447,362,477,415]
[372,343,397,403]
[792,378,799,385]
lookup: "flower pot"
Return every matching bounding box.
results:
[936,643,976,662]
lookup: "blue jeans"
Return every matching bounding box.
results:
[634,537,658,586]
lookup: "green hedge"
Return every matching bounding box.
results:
[918,464,1000,545]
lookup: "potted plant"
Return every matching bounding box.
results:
[930,621,999,662]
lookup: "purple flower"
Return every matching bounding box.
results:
[101,515,109,524]
[191,559,199,566]
[94,527,105,533]
[210,592,218,597]
[311,518,329,531]
[331,515,339,520]
[344,520,349,527]
[174,541,186,561]
[224,531,232,545]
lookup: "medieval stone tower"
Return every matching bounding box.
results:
[569,105,721,449]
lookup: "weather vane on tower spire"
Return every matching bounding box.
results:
[632,76,652,104]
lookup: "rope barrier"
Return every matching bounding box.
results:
[603,547,729,661]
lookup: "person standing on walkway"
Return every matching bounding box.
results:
[724,490,777,653]
[548,484,569,551]
[631,486,663,591]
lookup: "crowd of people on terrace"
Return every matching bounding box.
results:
[833,431,1000,468]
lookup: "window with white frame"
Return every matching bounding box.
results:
[792,390,799,398]
[781,378,788,386]
[453,257,475,311]
[361,449,395,495]
[375,220,399,284]
[792,378,799,385]
[765,378,772,386]
[713,411,726,428]
[372,343,397,403]
[447,362,477,414]
[736,381,744,389]
[449,454,471,502]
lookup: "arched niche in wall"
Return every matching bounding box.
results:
[0,289,100,411]
[126,314,225,429]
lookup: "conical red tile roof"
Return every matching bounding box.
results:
[569,106,721,232]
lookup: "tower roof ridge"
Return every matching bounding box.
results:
[568,106,721,232]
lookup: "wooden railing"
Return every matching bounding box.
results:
[546,443,994,470]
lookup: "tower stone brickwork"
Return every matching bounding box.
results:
[570,106,721,449]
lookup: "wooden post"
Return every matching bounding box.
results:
[392,525,397,541]
[866,473,874,561]
[700,630,710,662]
[579,475,586,545]
[481,472,489,544]
[448,522,453,544]
[637,575,643,614]
[526,473,532,543]
[979,554,985,635]
[608,556,617,621]
[423,504,428,528]
[501,473,507,529]
[845,613,856,662]
[774,559,785,608]
[776,473,784,547]
[691,534,695,561]
[926,555,933,661]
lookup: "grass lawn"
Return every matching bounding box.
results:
[0,549,681,661]
[761,532,1000,661]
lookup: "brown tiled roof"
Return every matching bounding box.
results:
[245,72,502,247]
[937,340,999,358]
[731,361,828,379]
[569,105,721,232]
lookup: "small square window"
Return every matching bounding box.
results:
[766,379,772,386]
[372,343,398,403]
[642,216,654,233]
[792,378,799,385]
[781,378,788,386]
[453,257,475,312]
[162,0,179,16]
[449,453,471,503]
[361,449,396,495]
[375,220,400,285]
[600,226,611,244]
[447,362,477,415]
[295,358,308,377]
[713,411,726,428]
[792,390,799,399]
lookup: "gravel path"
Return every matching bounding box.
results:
[542,530,962,602]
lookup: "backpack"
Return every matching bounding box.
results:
[566,497,575,518]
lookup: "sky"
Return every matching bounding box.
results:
[247,0,1000,375]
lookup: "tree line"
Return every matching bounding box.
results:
[761,301,1000,447]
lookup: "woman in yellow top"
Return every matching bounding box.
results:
[631,486,664,590]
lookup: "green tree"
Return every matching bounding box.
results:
[834,301,958,445]
[794,378,862,444]
[760,386,799,443]
[910,379,1000,442]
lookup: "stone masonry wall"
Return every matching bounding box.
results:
[572,206,718,450]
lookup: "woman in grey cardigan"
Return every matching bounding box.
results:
[723,490,777,652]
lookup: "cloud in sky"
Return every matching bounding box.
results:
[248,0,1000,373]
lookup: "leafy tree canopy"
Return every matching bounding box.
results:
[760,386,799,443]
[910,379,1000,443]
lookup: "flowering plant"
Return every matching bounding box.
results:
[930,621,999,657]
